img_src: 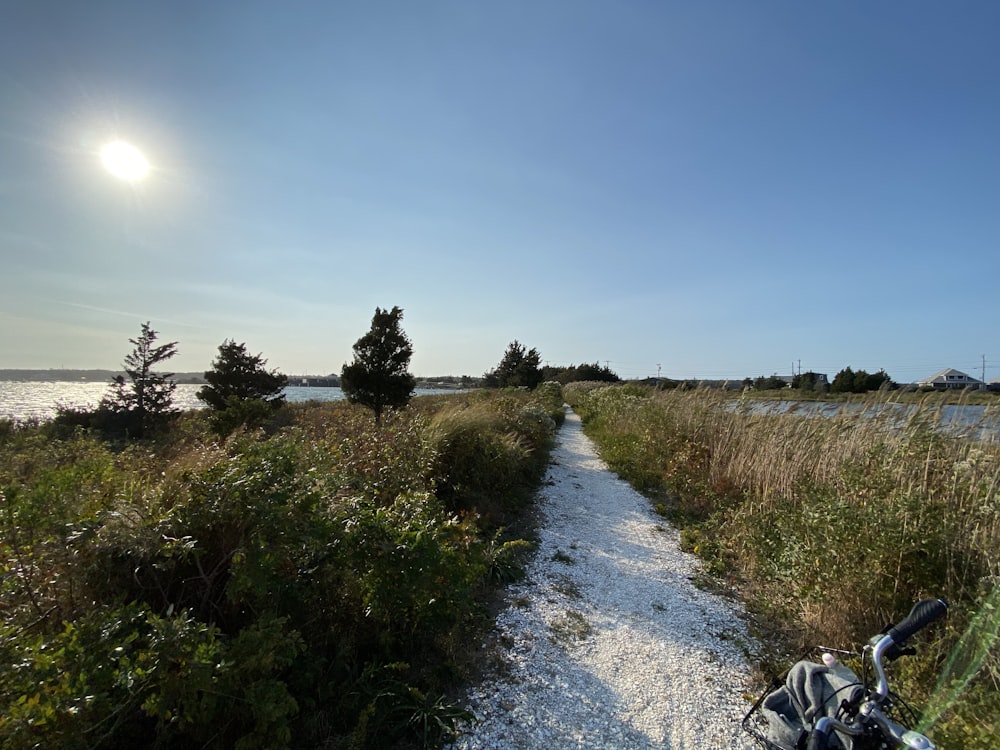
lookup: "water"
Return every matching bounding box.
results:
[0,381,460,422]
[735,398,1000,442]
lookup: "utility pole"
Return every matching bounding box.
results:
[983,354,987,386]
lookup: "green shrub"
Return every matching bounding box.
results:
[343,491,484,639]
[0,603,222,749]
[428,405,537,529]
[206,395,285,436]
[0,390,559,749]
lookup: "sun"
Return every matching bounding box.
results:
[99,140,150,182]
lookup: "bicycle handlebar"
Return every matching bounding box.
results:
[886,598,948,647]
[805,599,947,750]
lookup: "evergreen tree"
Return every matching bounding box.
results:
[791,371,828,393]
[101,322,178,437]
[860,369,893,392]
[753,374,788,391]
[830,367,856,393]
[483,340,544,389]
[198,340,287,409]
[198,340,288,434]
[831,366,893,394]
[341,306,416,424]
[542,362,620,384]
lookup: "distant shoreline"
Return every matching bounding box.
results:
[0,369,208,384]
[0,369,475,389]
[0,370,337,387]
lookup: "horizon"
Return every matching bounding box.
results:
[1,364,989,386]
[3,3,998,384]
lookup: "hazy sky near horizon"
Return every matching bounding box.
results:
[2,2,998,381]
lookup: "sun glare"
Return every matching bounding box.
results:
[99,140,150,182]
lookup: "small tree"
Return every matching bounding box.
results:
[341,306,416,424]
[101,322,178,437]
[860,369,893,392]
[752,374,788,391]
[831,367,893,394]
[791,371,828,393]
[542,362,620,385]
[483,340,543,389]
[830,367,856,394]
[198,340,288,435]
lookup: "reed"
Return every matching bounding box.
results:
[565,383,1000,745]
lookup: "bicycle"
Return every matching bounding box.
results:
[743,598,948,750]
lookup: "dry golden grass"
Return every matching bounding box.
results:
[566,383,1000,746]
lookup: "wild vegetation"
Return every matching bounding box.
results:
[0,384,564,749]
[564,382,1000,748]
[744,367,892,394]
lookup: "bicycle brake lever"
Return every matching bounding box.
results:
[884,645,917,661]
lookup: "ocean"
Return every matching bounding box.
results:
[0,381,456,422]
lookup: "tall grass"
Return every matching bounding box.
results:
[565,383,1000,747]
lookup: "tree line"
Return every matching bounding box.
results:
[744,367,894,394]
[63,311,621,441]
[60,307,419,437]
[481,340,620,388]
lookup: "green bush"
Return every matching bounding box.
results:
[0,390,560,749]
[343,491,484,639]
[206,395,286,436]
[427,389,560,530]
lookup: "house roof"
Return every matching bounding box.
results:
[918,368,982,385]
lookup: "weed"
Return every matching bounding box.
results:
[549,610,593,644]
[552,576,583,600]
[551,549,575,565]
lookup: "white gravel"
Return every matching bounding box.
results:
[447,409,760,750]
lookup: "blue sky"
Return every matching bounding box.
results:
[2,2,998,382]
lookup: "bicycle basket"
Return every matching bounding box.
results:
[743,673,797,750]
[742,652,864,750]
[742,651,920,750]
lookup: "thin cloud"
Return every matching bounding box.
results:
[51,300,206,330]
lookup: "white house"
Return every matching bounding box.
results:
[917,368,983,390]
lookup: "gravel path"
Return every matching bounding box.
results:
[447,409,759,750]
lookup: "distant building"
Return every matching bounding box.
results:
[916,368,983,390]
[989,376,1000,392]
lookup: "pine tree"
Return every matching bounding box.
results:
[484,340,543,389]
[198,340,288,434]
[341,306,416,424]
[101,322,178,437]
[198,340,287,410]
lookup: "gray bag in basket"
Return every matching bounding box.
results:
[761,659,863,750]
